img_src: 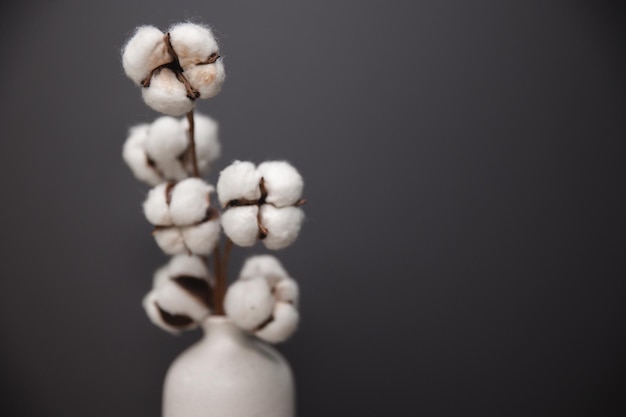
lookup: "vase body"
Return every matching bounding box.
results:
[162,316,296,417]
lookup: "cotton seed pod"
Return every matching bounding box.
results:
[122,124,163,186]
[142,68,195,116]
[259,205,305,250]
[181,113,221,174]
[122,25,171,86]
[220,206,260,247]
[257,161,304,208]
[239,254,289,285]
[184,63,226,99]
[143,255,214,334]
[216,161,262,207]
[224,278,275,331]
[255,302,300,344]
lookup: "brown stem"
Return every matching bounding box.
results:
[221,238,233,285]
[186,111,200,178]
[212,245,225,315]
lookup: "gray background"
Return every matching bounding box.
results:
[1,0,625,416]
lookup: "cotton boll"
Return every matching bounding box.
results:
[185,113,220,174]
[168,22,219,69]
[145,116,188,162]
[257,161,304,207]
[143,183,172,226]
[275,278,299,305]
[255,302,300,344]
[154,158,189,183]
[153,228,187,255]
[167,254,210,281]
[260,205,305,250]
[142,69,195,116]
[185,61,226,99]
[122,124,163,186]
[239,255,289,285]
[216,161,262,206]
[122,26,170,85]
[221,206,260,247]
[181,219,221,255]
[224,278,275,331]
[169,178,213,225]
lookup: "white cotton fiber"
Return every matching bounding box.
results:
[221,206,260,247]
[260,205,305,250]
[152,265,170,289]
[185,62,226,99]
[167,254,210,281]
[257,161,304,208]
[216,161,262,207]
[143,290,198,334]
[168,22,219,68]
[153,228,186,255]
[255,302,300,344]
[122,124,163,186]
[239,255,289,285]
[180,219,221,256]
[169,178,213,225]
[156,279,210,322]
[186,113,221,174]
[224,278,275,331]
[143,183,172,226]
[275,278,299,305]
[122,26,170,85]
[142,69,195,116]
[145,116,188,162]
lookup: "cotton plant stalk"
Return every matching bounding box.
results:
[121,21,306,417]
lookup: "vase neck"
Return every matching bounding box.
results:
[200,316,249,344]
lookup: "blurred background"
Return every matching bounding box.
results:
[1,1,625,416]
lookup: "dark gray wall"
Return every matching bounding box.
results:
[1,1,625,416]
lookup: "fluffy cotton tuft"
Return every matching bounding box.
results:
[260,205,305,250]
[122,124,163,186]
[239,254,289,284]
[224,278,275,331]
[142,69,195,116]
[180,219,221,255]
[257,161,304,207]
[220,206,259,247]
[255,302,300,344]
[143,183,172,226]
[216,161,262,207]
[224,255,300,343]
[169,178,213,225]
[122,26,170,85]
[143,255,213,334]
[144,116,188,162]
[168,23,219,68]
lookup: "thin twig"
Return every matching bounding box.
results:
[186,111,200,177]
[212,245,224,315]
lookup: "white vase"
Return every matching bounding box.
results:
[162,316,296,417]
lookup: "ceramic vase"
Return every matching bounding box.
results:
[162,316,296,417]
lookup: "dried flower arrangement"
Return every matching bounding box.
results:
[121,21,305,416]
